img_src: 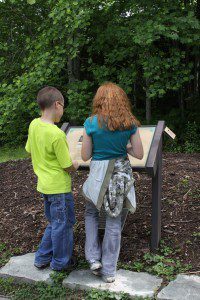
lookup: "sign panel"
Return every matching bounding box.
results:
[66,126,156,168]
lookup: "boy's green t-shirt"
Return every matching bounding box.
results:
[25,118,72,194]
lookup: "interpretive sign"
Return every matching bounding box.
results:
[64,126,156,169]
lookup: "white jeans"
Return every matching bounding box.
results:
[85,201,122,276]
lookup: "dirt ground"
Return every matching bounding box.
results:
[0,153,199,270]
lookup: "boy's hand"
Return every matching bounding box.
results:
[64,160,79,173]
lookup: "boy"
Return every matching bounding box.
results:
[25,86,79,271]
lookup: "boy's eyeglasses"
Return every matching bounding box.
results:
[58,102,64,108]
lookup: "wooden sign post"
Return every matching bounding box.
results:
[61,121,165,251]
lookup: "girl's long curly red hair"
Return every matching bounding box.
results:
[92,82,140,131]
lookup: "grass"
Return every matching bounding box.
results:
[0,145,28,163]
[0,243,22,268]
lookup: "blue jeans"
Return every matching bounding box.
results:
[34,193,76,270]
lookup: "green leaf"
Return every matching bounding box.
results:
[27,0,36,4]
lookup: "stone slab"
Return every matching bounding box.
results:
[157,274,200,300]
[0,253,53,284]
[63,269,163,298]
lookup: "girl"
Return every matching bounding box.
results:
[81,82,143,283]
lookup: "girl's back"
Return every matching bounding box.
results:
[82,82,143,162]
[84,115,137,160]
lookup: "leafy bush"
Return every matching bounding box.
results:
[183,122,200,153]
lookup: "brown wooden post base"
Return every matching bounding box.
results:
[151,139,162,251]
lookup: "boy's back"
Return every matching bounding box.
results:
[25,86,78,271]
[26,117,72,194]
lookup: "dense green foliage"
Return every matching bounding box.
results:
[0,0,199,150]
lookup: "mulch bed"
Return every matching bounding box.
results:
[0,153,199,270]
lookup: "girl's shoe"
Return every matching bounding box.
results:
[102,275,115,283]
[90,261,102,271]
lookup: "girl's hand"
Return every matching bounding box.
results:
[72,160,79,170]
[126,143,134,156]
[81,129,93,161]
[129,129,144,160]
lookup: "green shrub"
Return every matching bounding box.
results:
[183,121,200,153]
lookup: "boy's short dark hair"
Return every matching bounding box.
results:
[37,86,64,110]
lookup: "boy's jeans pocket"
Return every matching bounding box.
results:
[65,193,76,226]
[48,193,76,225]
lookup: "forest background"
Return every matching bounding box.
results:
[0,0,199,153]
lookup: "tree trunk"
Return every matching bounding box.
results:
[179,88,184,119]
[194,52,199,95]
[195,0,200,96]
[196,0,200,19]
[145,78,151,123]
[133,82,137,109]
[73,56,80,80]
[67,56,80,84]
[67,33,80,84]
[146,97,151,123]
[67,57,76,83]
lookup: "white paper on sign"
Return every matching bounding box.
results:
[164,126,176,139]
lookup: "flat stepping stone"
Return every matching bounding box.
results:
[157,274,200,300]
[0,253,52,284]
[63,269,163,298]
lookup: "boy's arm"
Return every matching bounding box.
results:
[53,134,79,172]
[81,129,93,161]
[25,134,31,154]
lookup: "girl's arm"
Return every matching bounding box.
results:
[127,128,144,160]
[81,129,93,161]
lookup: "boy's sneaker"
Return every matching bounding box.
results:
[92,269,101,276]
[34,262,50,269]
[68,257,77,267]
[102,275,115,283]
[90,261,102,271]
